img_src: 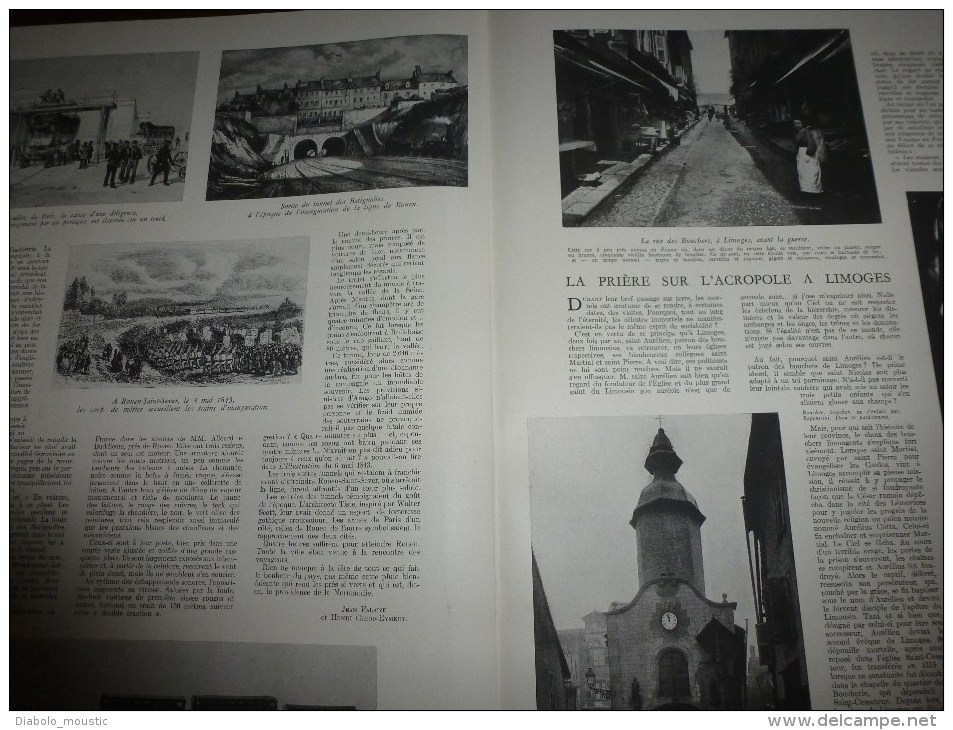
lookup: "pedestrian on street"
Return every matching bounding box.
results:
[128,141,142,184]
[118,140,130,183]
[102,142,119,188]
[149,140,173,186]
[793,118,826,196]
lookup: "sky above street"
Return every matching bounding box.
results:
[687,31,731,95]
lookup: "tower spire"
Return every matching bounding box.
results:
[630,425,706,593]
[643,427,683,476]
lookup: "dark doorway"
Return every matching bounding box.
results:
[658,648,691,699]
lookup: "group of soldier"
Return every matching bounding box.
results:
[143,337,302,378]
[231,342,302,377]
[102,139,144,187]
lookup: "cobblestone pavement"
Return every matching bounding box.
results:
[584,118,812,227]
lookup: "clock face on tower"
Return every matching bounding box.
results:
[661,611,678,631]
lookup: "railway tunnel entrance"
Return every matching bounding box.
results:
[322,137,346,156]
[293,139,318,159]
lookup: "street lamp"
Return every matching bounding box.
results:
[585,667,612,700]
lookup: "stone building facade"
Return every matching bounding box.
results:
[603,428,746,710]
[220,67,460,128]
[554,29,698,196]
[742,413,811,709]
[533,553,577,710]
[725,29,879,208]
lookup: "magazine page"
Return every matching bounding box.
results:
[490,9,942,713]
[10,10,498,711]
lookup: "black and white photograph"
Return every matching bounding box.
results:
[905,192,943,405]
[55,237,308,387]
[556,30,881,227]
[9,639,376,710]
[208,34,468,200]
[10,52,198,208]
[530,413,810,710]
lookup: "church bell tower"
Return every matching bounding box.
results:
[629,428,707,594]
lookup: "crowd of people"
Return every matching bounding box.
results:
[17,135,179,189]
[35,139,93,168]
[102,342,144,378]
[55,337,92,376]
[56,337,144,380]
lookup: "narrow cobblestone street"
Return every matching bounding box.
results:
[583,117,869,227]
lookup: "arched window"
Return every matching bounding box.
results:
[658,649,690,698]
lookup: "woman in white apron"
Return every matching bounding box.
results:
[793,118,825,195]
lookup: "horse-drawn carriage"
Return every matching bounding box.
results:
[146,148,188,181]
[139,121,187,181]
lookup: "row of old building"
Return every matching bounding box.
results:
[728,30,867,140]
[555,29,698,197]
[219,66,461,126]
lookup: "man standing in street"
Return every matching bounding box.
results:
[118,140,130,183]
[128,141,143,184]
[149,140,173,186]
[102,141,119,188]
